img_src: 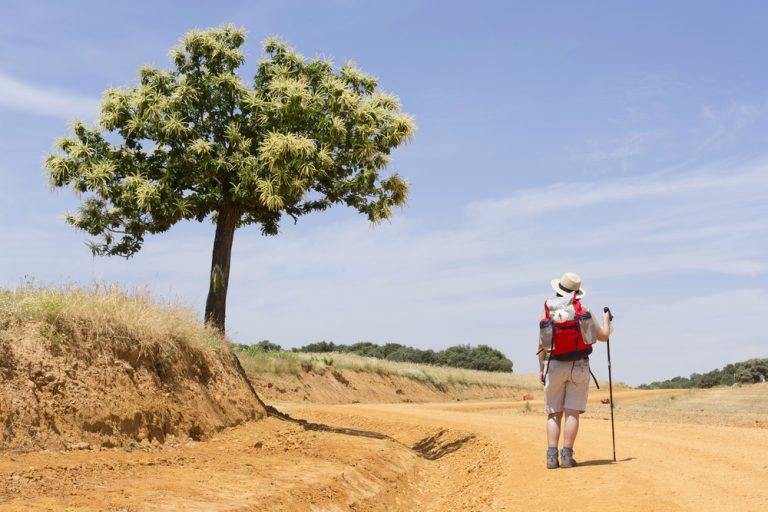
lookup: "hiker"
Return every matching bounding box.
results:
[537,272,612,469]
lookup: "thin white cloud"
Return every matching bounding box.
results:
[0,72,99,119]
[466,158,768,218]
[696,101,766,152]
[582,130,666,163]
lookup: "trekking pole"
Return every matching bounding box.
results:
[604,306,616,462]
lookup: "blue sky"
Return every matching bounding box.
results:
[1,1,767,385]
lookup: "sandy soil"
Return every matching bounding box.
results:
[1,388,766,511]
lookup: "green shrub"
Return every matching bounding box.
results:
[296,341,513,373]
[638,358,768,389]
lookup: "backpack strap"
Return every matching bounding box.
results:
[541,299,554,383]
[572,299,586,346]
[544,348,553,383]
[589,368,600,389]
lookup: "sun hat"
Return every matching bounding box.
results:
[551,272,585,299]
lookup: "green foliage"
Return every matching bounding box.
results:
[45,24,414,256]
[346,341,384,358]
[232,340,283,352]
[296,341,513,373]
[734,367,754,384]
[638,358,768,389]
[297,340,337,353]
[246,339,283,352]
[435,344,513,372]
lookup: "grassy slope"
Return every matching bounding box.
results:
[237,348,541,390]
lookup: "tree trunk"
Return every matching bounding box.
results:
[205,206,238,333]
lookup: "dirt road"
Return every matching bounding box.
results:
[2,389,767,511]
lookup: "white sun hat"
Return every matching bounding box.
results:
[550,272,585,299]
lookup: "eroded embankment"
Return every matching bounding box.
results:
[0,323,266,451]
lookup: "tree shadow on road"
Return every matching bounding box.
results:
[266,405,397,441]
[412,429,476,460]
[265,406,475,460]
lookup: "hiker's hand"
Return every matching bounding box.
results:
[539,370,545,385]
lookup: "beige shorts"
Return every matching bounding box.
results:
[544,358,590,414]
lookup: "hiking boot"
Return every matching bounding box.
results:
[546,454,559,469]
[560,450,577,468]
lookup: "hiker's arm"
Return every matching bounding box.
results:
[538,310,547,383]
[593,309,613,341]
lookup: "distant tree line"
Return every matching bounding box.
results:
[234,340,513,373]
[637,358,768,389]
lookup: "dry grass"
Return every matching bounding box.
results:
[584,383,768,427]
[0,284,227,356]
[236,349,308,376]
[236,349,542,391]
[628,384,768,414]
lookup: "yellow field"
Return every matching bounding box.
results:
[591,382,768,427]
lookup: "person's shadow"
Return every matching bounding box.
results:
[578,457,635,466]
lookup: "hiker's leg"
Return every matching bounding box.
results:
[544,361,567,448]
[562,359,589,450]
[562,409,580,449]
[547,411,563,447]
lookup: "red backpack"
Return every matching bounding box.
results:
[540,297,596,357]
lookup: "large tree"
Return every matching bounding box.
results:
[45,25,415,333]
